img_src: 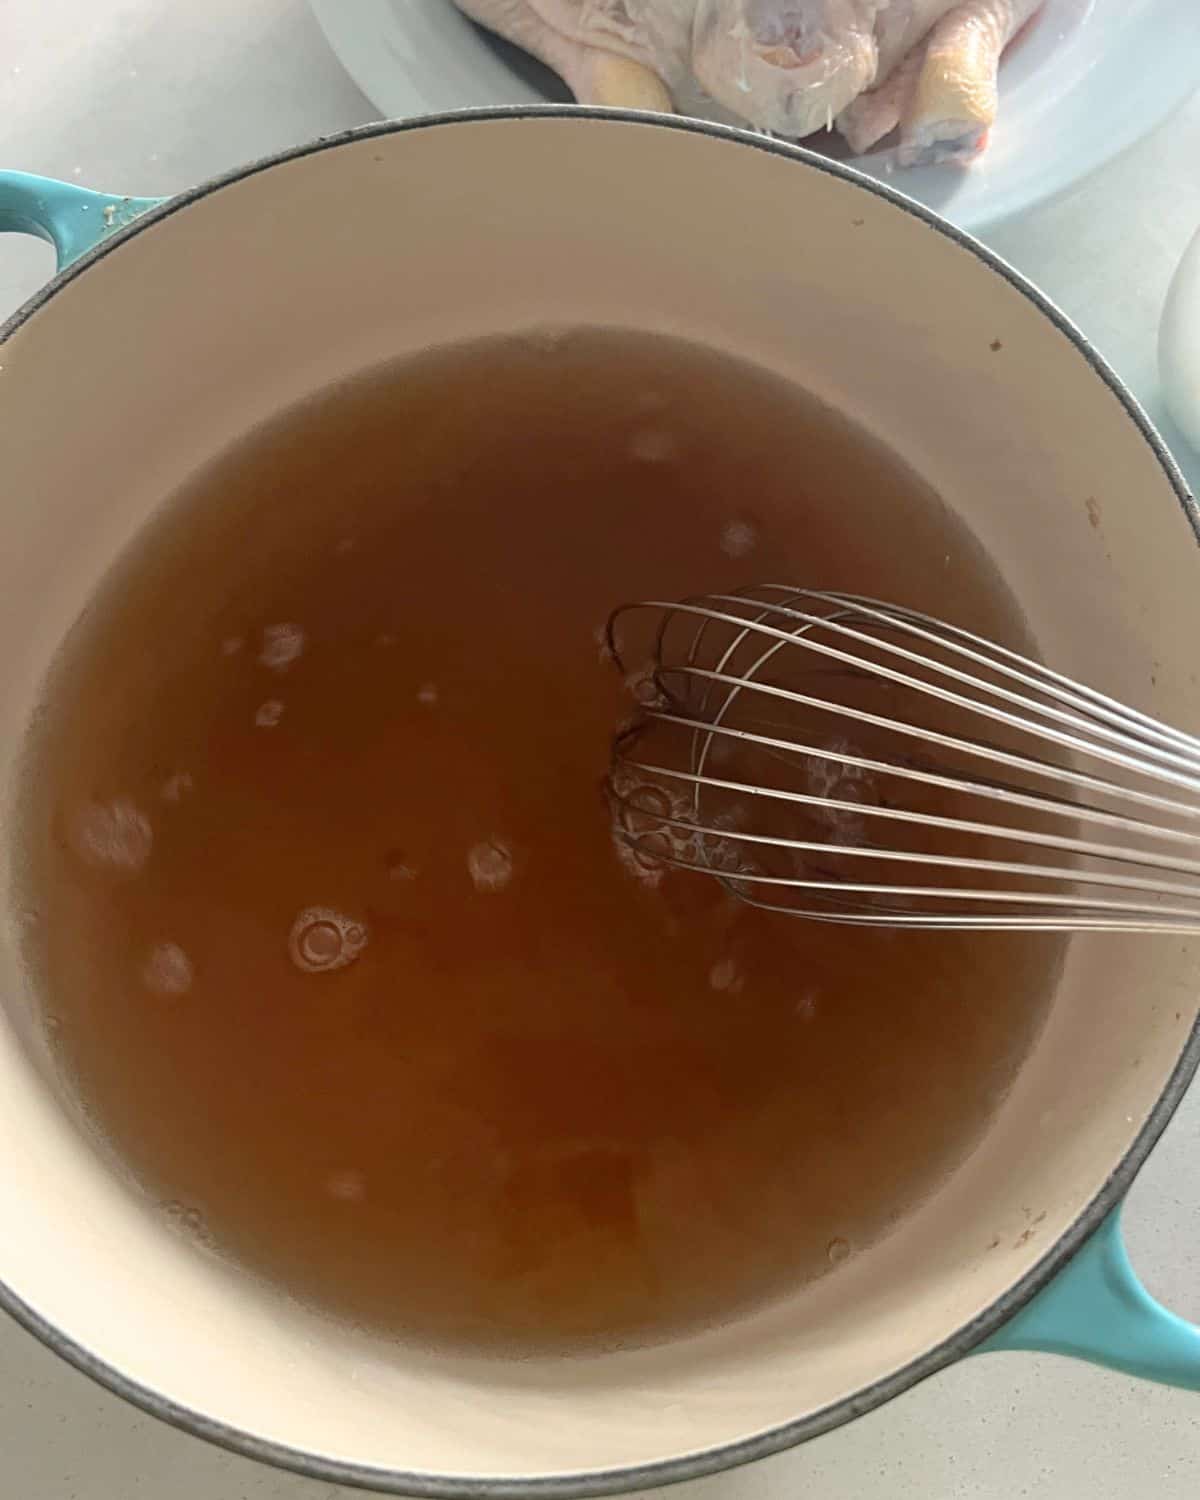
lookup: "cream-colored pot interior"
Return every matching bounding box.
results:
[0,114,1197,1494]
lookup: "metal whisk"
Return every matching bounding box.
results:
[604,586,1200,932]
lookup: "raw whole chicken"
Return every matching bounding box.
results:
[452,0,1045,164]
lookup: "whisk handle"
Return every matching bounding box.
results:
[981,1208,1200,1390]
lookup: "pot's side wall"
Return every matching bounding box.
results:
[0,116,1196,1483]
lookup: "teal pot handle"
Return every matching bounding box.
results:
[0,170,161,271]
[982,1207,1200,1389]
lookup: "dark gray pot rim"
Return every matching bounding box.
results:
[2,106,1197,1499]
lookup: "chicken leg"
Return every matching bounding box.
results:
[899,0,1041,165]
[453,0,676,110]
[836,36,926,153]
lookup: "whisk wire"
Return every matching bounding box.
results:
[606,587,1200,932]
[633,597,1200,792]
[814,591,1200,758]
[613,755,1200,879]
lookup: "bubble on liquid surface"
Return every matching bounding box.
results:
[807,740,874,800]
[467,840,514,893]
[220,635,244,657]
[620,782,674,838]
[258,622,305,672]
[326,1169,366,1202]
[160,771,194,803]
[143,942,193,995]
[794,991,818,1022]
[805,738,875,846]
[720,518,759,559]
[289,907,368,973]
[614,833,666,889]
[695,819,753,877]
[709,957,745,995]
[609,769,693,888]
[416,683,438,706]
[72,799,152,873]
[624,664,665,709]
[255,699,284,728]
[827,1237,851,1266]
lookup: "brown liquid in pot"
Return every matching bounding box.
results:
[18,330,1060,1351]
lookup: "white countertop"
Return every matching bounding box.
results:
[2,4,1199,1497]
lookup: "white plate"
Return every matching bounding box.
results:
[309,0,1199,231]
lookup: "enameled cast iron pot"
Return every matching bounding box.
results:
[1,110,1198,1498]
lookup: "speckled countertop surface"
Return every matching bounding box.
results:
[1,4,1198,1496]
